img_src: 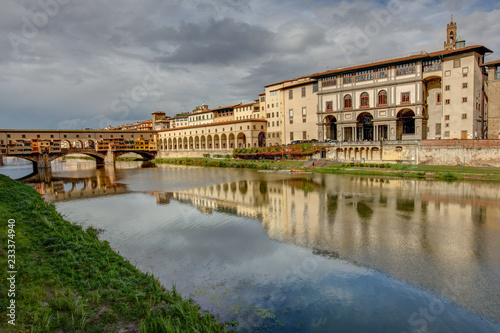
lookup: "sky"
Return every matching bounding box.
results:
[1,0,500,130]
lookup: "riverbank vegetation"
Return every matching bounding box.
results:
[153,157,304,170]
[233,143,325,160]
[153,157,500,181]
[0,175,230,332]
[61,155,96,161]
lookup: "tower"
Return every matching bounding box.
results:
[444,15,457,50]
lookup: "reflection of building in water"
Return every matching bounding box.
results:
[32,174,127,202]
[156,176,500,321]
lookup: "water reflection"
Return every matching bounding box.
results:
[150,176,500,325]
[35,166,500,332]
[23,166,129,202]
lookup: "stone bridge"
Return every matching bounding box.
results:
[0,129,157,170]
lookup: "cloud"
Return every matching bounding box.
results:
[0,0,499,129]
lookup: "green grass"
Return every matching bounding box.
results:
[115,156,144,161]
[153,157,304,170]
[0,175,231,332]
[153,158,500,182]
[62,155,96,161]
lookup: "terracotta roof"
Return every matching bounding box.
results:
[311,45,492,78]
[234,102,255,108]
[481,59,500,67]
[151,111,166,115]
[264,74,314,88]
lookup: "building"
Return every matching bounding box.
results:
[312,20,491,141]
[264,75,317,146]
[282,78,319,143]
[482,60,500,138]
[152,111,171,130]
[234,101,261,121]
[157,119,267,152]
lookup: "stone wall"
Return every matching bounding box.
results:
[418,140,500,167]
[321,140,500,167]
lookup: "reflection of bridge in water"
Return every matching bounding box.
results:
[151,176,500,322]
[26,169,128,202]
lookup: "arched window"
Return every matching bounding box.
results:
[360,92,369,107]
[344,94,352,109]
[378,90,387,106]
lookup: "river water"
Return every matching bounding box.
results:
[2,158,500,332]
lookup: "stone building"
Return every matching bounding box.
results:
[482,59,500,139]
[312,42,491,141]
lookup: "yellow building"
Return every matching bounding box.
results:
[157,119,267,152]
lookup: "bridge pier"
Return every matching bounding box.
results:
[36,153,52,170]
[0,156,4,166]
[105,150,115,165]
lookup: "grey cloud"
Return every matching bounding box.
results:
[151,18,274,65]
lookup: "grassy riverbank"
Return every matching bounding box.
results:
[153,158,500,181]
[0,175,230,332]
[153,157,304,170]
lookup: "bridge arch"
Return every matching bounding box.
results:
[84,140,96,149]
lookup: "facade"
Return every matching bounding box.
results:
[264,75,316,146]
[157,119,267,151]
[234,102,261,121]
[313,45,491,142]
[213,105,235,123]
[482,60,500,138]
[282,79,319,143]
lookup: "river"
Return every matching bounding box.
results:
[2,158,500,332]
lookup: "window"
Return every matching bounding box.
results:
[344,95,352,109]
[435,123,441,135]
[396,62,416,76]
[322,76,336,87]
[445,99,450,105]
[301,87,306,97]
[444,131,450,137]
[289,90,293,100]
[276,121,279,126]
[302,107,307,117]
[326,101,333,111]
[496,66,500,79]
[462,67,468,77]
[290,132,294,141]
[313,82,318,92]
[401,92,410,104]
[445,70,451,77]
[463,82,468,88]
[436,93,441,104]
[270,91,278,96]
[260,96,265,102]
[445,115,450,120]
[289,109,294,122]
[423,59,442,72]
[378,90,387,106]
[462,97,467,103]
[303,131,307,140]
[445,123,449,127]
[360,92,369,107]
[462,113,467,119]
[445,85,450,91]
[454,59,461,68]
